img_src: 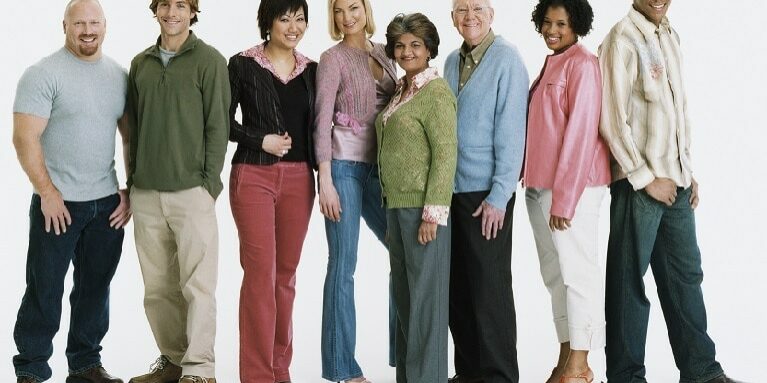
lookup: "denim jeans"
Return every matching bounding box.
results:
[605,180,724,383]
[13,194,123,381]
[321,160,395,381]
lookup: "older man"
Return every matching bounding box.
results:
[600,1,741,382]
[11,0,129,382]
[444,0,529,382]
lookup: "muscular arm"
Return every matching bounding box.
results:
[13,113,54,195]
[13,112,71,234]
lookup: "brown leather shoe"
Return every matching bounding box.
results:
[17,377,40,383]
[128,356,182,383]
[66,366,123,383]
[178,377,216,383]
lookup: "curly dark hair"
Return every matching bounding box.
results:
[384,13,440,60]
[531,0,594,37]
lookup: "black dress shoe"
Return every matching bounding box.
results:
[17,377,40,383]
[448,375,484,383]
[704,375,745,383]
[67,366,124,383]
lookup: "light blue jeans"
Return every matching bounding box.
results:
[321,160,396,381]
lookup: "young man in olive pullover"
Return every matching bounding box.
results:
[126,1,229,382]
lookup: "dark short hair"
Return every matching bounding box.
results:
[257,0,309,41]
[150,0,200,26]
[384,13,440,60]
[531,0,594,37]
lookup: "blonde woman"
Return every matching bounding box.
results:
[314,0,398,381]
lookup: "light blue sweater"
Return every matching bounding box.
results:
[444,35,529,209]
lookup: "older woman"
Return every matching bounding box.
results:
[524,0,610,382]
[227,0,316,381]
[314,0,399,381]
[376,13,457,383]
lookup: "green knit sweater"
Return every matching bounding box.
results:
[375,78,457,209]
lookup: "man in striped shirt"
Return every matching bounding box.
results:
[599,1,740,382]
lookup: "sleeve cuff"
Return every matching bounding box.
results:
[485,185,513,211]
[422,205,450,226]
[626,164,655,191]
[549,204,575,221]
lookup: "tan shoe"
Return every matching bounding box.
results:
[128,356,182,383]
[178,377,216,383]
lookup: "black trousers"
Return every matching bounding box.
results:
[449,191,518,383]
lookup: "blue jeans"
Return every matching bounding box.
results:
[13,194,124,381]
[605,180,724,383]
[321,160,395,381]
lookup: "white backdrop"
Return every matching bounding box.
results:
[1,0,765,382]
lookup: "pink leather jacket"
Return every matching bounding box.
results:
[523,43,611,219]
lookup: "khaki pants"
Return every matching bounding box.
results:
[131,186,218,377]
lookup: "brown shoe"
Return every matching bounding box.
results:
[66,366,123,383]
[17,377,40,383]
[128,356,182,383]
[178,377,216,383]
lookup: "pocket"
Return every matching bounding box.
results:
[199,185,216,205]
[632,189,660,212]
[229,165,242,197]
[544,80,567,111]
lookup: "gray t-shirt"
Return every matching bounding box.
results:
[13,48,127,201]
[159,46,177,67]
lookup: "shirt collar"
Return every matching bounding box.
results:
[459,29,495,62]
[628,6,671,38]
[397,67,440,91]
[147,30,198,58]
[240,42,313,84]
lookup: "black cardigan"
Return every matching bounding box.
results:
[228,53,318,168]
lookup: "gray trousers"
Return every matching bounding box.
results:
[387,208,450,383]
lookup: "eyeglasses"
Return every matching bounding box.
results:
[453,6,488,17]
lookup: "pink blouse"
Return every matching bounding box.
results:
[240,42,312,84]
[523,43,611,220]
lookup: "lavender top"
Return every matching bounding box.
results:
[314,41,397,164]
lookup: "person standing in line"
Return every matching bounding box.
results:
[314,0,399,381]
[376,12,457,383]
[600,1,743,382]
[524,1,610,382]
[12,1,130,382]
[443,0,529,381]
[126,0,230,382]
[228,0,316,381]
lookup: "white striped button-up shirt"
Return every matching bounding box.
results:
[598,7,692,190]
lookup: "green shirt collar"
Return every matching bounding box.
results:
[146,30,199,58]
[459,29,495,63]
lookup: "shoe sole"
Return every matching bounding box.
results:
[67,378,124,383]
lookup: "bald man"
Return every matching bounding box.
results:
[11,1,128,382]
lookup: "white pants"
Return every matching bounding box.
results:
[525,186,606,351]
